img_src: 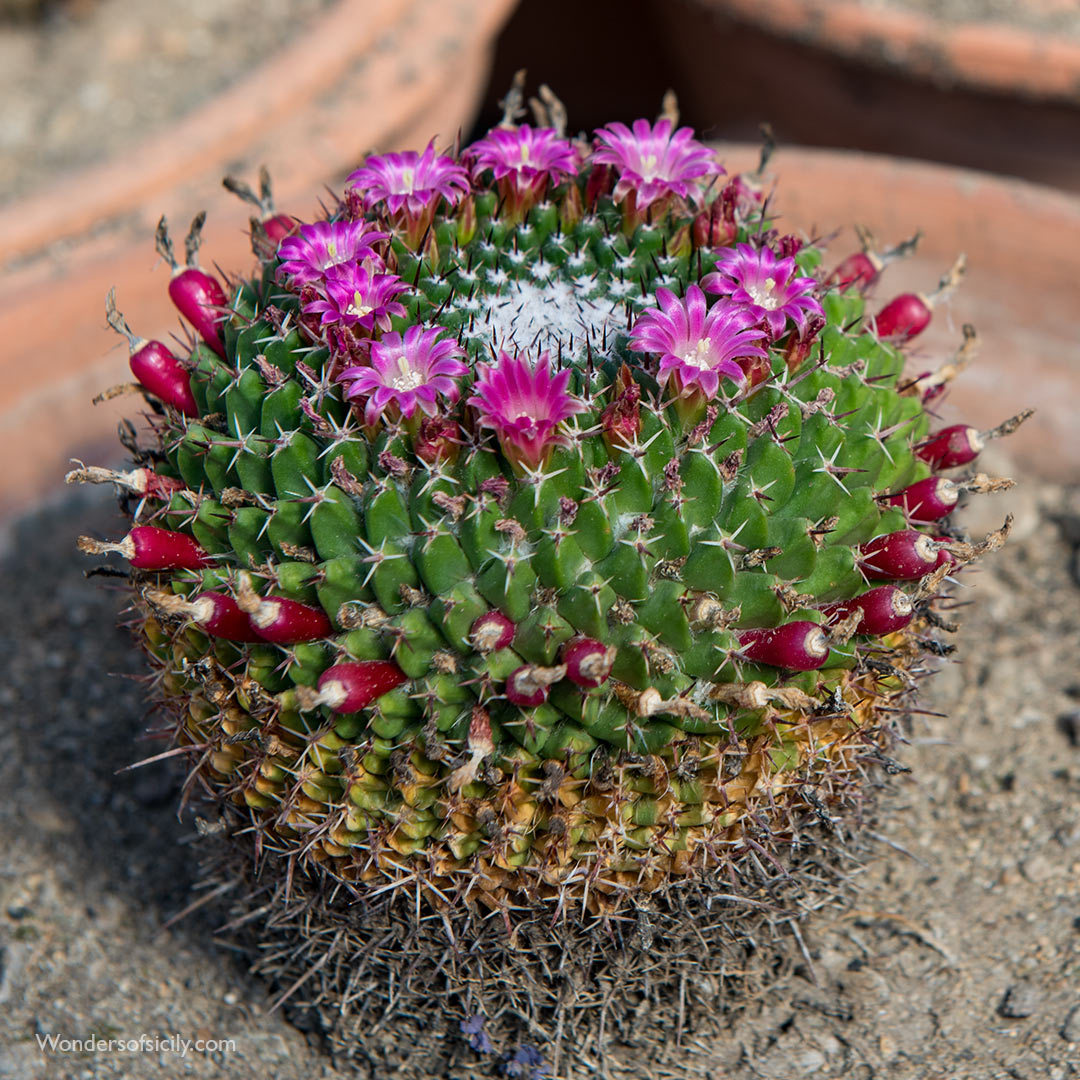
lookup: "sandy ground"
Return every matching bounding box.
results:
[0,457,1077,1080]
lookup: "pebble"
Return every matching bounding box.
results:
[1020,853,1057,883]
[1058,710,1080,748]
[999,982,1041,1018]
[1062,1004,1080,1042]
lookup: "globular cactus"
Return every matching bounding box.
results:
[73,84,1026,1071]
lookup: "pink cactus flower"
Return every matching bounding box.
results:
[338,326,468,426]
[467,125,579,219]
[346,141,470,217]
[275,220,389,286]
[468,351,586,470]
[591,118,722,211]
[301,261,407,332]
[704,242,824,340]
[629,285,767,400]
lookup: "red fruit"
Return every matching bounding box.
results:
[858,530,938,580]
[915,425,984,470]
[261,213,298,244]
[874,293,932,341]
[505,664,566,707]
[77,526,211,571]
[168,269,228,358]
[828,250,881,290]
[105,289,198,416]
[129,338,200,416]
[738,622,829,671]
[506,667,548,707]
[249,596,332,644]
[874,254,965,342]
[156,214,228,358]
[129,526,211,570]
[188,592,262,642]
[884,476,960,521]
[470,611,515,653]
[561,637,616,689]
[819,586,914,636]
[316,661,407,713]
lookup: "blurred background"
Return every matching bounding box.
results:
[0,0,1077,530]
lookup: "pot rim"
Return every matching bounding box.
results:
[0,0,517,270]
[698,0,1080,103]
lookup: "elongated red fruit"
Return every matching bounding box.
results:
[261,213,298,243]
[250,596,331,644]
[316,660,407,712]
[874,293,932,341]
[129,339,200,416]
[874,254,965,342]
[915,424,983,469]
[738,622,829,671]
[105,289,198,416]
[169,271,227,357]
[858,529,938,580]
[828,250,881,289]
[188,592,262,642]
[144,588,260,641]
[884,477,960,521]
[819,586,914,636]
[561,637,617,689]
[156,214,228,357]
[916,409,1034,471]
[77,526,211,570]
[129,527,210,570]
[234,573,332,643]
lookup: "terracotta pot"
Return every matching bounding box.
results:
[713,143,1079,482]
[481,0,1080,190]
[697,0,1080,103]
[0,0,517,524]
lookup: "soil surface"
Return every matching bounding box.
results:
[0,0,332,206]
[0,459,1077,1079]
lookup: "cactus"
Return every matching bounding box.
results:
[73,85,1024,1070]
